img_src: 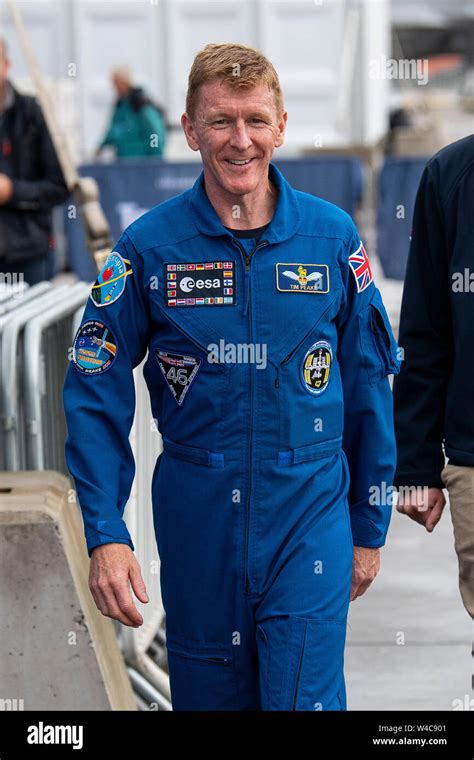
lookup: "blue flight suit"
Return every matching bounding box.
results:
[63,161,400,711]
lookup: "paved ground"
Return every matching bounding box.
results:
[345,266,473,711]
[346,496,472,710]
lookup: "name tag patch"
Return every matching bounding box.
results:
[165,261,235,306]
[155,349,201,405]
[276,263,329,293]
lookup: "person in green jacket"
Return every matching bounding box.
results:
[97,66,167,158]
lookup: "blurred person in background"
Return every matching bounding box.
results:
[394,134,474,620]
[96,65,167,159]
[0,38,69,286]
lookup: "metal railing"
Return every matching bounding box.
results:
[0,283,89,470]
[120,361,170,707]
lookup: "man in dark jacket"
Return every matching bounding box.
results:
[393,133,474,619]
[0,39,69,286]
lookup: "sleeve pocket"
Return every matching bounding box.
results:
[358,290,401,385]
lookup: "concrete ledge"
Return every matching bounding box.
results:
[0,470,137,711]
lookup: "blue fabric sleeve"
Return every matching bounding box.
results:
[337,224,401,548]
[63,231,151,557]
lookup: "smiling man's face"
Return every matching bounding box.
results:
[182,79,287,199]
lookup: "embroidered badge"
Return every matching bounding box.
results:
[276,263,329,293]
[155,350,201,405]
[90,251,132,307]
[301,340,332,395]
[164,261,235,306]
[72,320,117,375]
[348,241,373,293]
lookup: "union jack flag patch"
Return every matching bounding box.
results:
[349,242,373,293]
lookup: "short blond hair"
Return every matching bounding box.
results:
[185,42,284,122]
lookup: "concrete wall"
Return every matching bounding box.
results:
[0,470,137,710]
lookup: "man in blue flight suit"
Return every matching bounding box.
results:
[63,43,400,710]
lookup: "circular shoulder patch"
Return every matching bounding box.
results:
[72,320,117,375]
[90,251,132,307]
[301,340,332,395]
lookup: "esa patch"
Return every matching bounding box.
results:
[301,340,332,395]
[90,251,132,307]
[348,241,373,293]
[155,349,201,405]
[164,261,235,306]
[276,263,329,293]
[72,320,117,375]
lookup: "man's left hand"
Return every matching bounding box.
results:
[0,174,13,204]
[350,546,380,601]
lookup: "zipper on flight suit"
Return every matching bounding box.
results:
[274,352,292,388]
[230,236,269,594]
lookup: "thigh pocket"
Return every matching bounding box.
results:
[283,618,348,711]
[166,641,239,711]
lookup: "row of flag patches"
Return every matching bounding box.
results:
[167,272,233,280]
[167,262,233,271]
[167,288,233,296]
[168,297,234,306]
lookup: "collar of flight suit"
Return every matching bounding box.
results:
[188,160,302,245]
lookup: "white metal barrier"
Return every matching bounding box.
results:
[0,282,51,317]
[23,284,92,470]
[0,283,63,470]
[1,283,89,470]
[0,280,30,311]
[120,362,171,707]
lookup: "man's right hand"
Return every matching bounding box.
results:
[396,487,446,533]
[89,543,149,627]
[0,174,13,205]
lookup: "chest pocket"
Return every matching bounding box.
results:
[271,288,345,452]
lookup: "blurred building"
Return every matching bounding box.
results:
[0,0,393,160]
[0,0,471,162]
